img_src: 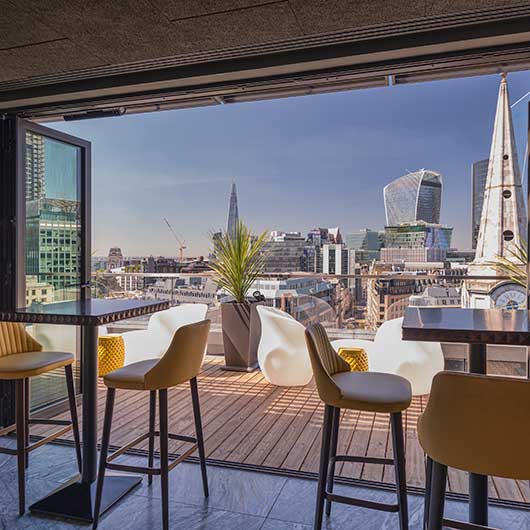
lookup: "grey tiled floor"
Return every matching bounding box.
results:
[0,445,527,529]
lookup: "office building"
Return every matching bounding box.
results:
[383,169,442,226]
[25,198,81,292]
[262,232,305,273]
[345,229,381,263]
[471,158,489,249]
[380,222,453,263]
[25,131,45,201]
[321,244,349,275]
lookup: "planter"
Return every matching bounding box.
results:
[221,301,262,371]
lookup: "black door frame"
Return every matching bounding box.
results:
[0,117,91,424]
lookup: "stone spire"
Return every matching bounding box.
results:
[473,73,526,269]
[227,179,239,239]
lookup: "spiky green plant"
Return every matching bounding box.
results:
[209,220,268,304]
[487,241,528,289]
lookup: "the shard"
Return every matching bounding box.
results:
[227,180,239,239]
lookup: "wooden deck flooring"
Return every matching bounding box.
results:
[36,356,530,504]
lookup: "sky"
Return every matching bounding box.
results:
[49,70,530,257]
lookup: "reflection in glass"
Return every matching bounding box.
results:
[25,132,82,306]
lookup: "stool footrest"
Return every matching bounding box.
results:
[325,492,399,513]
[331,454,394,466]
[0,417,73,455]
[443,519,499,530]
[104,429,199,478]
[27,425,72,452]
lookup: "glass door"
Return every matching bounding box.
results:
[19,120,91,410]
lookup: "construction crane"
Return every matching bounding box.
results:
[162,218,187,261]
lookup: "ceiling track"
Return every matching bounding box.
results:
[15,41,530,121]
[1,3,530,94]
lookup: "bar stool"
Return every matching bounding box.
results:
[93,319,211,530]
[305,323,412,530]
[0,322,81,515]
[419,371,530,530]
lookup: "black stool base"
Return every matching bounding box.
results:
[30,474,142,523]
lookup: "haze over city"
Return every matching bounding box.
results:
[51,70,530,257]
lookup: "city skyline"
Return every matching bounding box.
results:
[50,70,530,256]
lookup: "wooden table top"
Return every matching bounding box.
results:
[402,307,530,346]
[0,299,170,326]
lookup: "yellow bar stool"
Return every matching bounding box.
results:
[305,323,412,530]
[93,320,211,530]
[0,322,81,515]
[419,372,530,530]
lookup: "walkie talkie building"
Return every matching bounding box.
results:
[383,169,442,226]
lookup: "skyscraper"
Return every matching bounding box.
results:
[463,74,527,309]
[383,169,442,226]
[25,132,45,201]
[471,158,489,249]
[227,180,239,238]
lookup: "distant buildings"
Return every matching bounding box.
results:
[302,227,343,273]
[471,158,489,249]
[380,222,453,263]
[366,272,425,330]
[345,229,381,263]
[383,169,442,226]
[262,231,305,273]
[107,247,124,270]
[251,277,334,325]
[409,286,461,307]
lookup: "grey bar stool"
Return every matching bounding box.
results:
[305,323,412,530]
[93,319,211,530]
[0,322,81,515]
[419,371,530,530]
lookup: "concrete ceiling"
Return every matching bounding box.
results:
[1,0,530,115]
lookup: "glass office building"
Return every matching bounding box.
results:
[383,169,442,226]
[471,158,489,249]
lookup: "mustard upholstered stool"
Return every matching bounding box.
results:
[419,372,530,530]
[337,347,369,372]
[0,322,81,515]
[305,323,412,530]
[93,320,211,530]
[97,335,125,377]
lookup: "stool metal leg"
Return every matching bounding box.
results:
[424,457,433,530]
[391,412,409,530]
[93,388,116,529]
[427,460,447,530]
[325,406,340,517]
[190,377,209,498]
[24,378,29,469]
[65,364,82,473]
[148,390,156,486]
[16,379,26,516]
[159,388,169,530]
[314,404,333,530]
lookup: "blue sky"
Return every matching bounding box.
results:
[50,70,530,257]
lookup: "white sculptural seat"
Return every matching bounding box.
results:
[256,305,313,387]
[122,304,208,365]
[331,317,444,396]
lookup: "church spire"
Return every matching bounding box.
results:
[473,73,526,268]
[227,179,239,239]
